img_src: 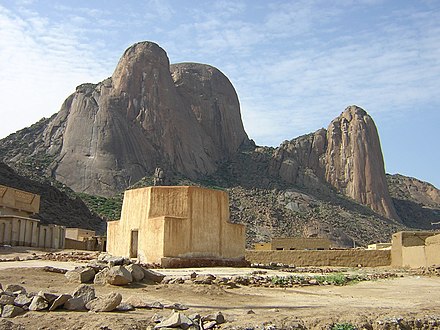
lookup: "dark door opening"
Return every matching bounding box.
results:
[130,230,139,258]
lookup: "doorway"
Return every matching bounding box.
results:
[130,230,139,258]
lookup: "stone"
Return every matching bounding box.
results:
[115,302,135,312]
[126,264,145,282]
[147,301,164,309]
[64,297,87,311]
[151,313,163,323]
[203,312,225,324]
[49,294,71,311]
[155,311,195,329]
[0,294,15,306]
[85,292,122,312]
[13,294,32,307]
[163,303,188,311]
[72,284,95,304]
[4,285,26,295]
[124,296,150,308]
[193,274,216,284]
[142,268,165,283]
[94,268,110,286]
[37,291,58,304]
[106,266,132,286]
[203,321,217,329]
[28,295,49,311]
[65,284,95,310]
[65,267,96,283]
[1,305,25,318]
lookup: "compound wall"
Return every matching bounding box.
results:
[246,249,391,267]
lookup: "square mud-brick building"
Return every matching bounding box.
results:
[107,186,246,267]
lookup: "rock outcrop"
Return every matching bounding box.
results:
[325,106,399,221]
[271,106,400,221]
[2,42,248,196]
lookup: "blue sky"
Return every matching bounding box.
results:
[0,0,439,188]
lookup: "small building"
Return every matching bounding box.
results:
[65,228,96,241]
[254,237,332,251]
[391,231,440,268]
[367,243,392,250]
[107,186,246,267]
[0,184,65,249]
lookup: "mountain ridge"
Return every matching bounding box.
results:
[1,41,439,246]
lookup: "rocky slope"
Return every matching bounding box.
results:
[0,162,105,233]
[387,174,440,229]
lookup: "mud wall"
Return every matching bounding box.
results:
[245,249,391,267]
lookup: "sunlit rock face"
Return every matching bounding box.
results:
[325,106,399,221]
[271,105,400,221]
[37,42,249,196]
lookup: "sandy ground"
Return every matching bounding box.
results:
[0,248,439,329]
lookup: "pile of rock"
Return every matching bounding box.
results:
[64,254,165,286]
[151,310,226,330]
[0,283,123,318]
[41,251,99,262]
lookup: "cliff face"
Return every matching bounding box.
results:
[5,42,249,196]
[271,106,400,221]
[325,106,399,221]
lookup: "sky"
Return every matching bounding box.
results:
[0,0,439,188]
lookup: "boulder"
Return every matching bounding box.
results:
[4,285,26,295]
[1,305,25,318]
[155,311,195,329]
[37,291,58,304]
[0,294,15,306]
[106,266,132,286]
[65,284,95,310]
[49,294,71,311]
[28,296,49,311]
[124,296,149,308]
[85,292,122,312]
[142,268,165,283]
[64,297,87,311]
[65,267,96,283]
[126,264,144,282]
[94,268,110,286]
[13,294,32,307]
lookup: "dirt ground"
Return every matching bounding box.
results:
[0,248,439,329]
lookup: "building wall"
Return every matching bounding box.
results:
[107,186,245,264]
[0,185,40,217]
[391,231,440,268]
[426,234,440,266]
[65,228,96,241]
[254,243,272,250]
[246,249,391,267]
[0,216,65,249]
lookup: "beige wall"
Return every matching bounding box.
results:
[65,228,96,241]
[0,216,65,249]
[426,234,440,266]
[391,231,440,268]
[0,185,40,217]
[107,186,245,265]
[246,249,391,267]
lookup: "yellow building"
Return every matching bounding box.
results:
[107,186,246,267]
[0,184,65,248]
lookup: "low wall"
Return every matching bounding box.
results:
[245,249,391,267]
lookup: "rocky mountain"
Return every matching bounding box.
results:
[1,41,438,246]
[0,162,105,233]
[387,174,440,230]
[1,42,248,196]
